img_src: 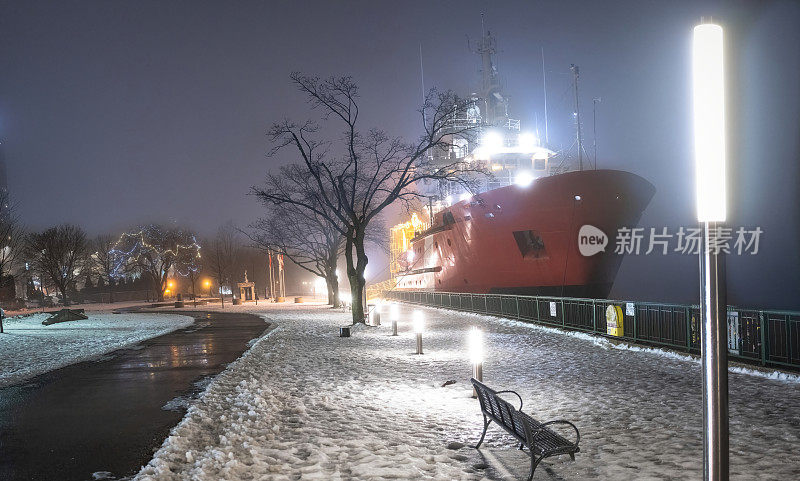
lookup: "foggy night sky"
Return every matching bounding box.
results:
[0,0,798,309]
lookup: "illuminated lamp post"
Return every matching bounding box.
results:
[413,310,424,354]
[469,327,484,397]
[390,303,399,336]
[693,21,728,480]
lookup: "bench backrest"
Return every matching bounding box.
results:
[472,378,528,442]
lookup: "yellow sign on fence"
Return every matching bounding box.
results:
[606,305,624,337]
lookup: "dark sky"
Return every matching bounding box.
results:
[1,0,798,309]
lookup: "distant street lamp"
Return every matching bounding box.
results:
[204,280,211,297]
[693,21,728,481]
[413,310,424,354]
[469,327,484,398]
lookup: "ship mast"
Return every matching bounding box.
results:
[570,64,584,171]
[475,24,505,126]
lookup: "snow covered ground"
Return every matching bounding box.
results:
[0,312,194,387]
[135,303,800,480]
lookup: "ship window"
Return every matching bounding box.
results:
[485,213,494,218]
[442,211,455,226]
[464,214,472,221]
[513,230,546,259]
[534,158,546,170]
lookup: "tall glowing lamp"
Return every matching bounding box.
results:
[693,21,729,480]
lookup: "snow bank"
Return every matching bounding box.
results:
[135,304,800,480]
[0,313,194,387]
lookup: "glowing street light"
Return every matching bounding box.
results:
[413,310,424,354]
[693,21,728,480]
[204,280,211,297]
[390,302,399,336]
[468,327,484,397]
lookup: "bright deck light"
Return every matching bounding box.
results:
[412,310,425,334]
[459,193,471,202]
[518,132,538,151]
[514,171,535,187]
[693,23,726,222]
[480,131,504,154]
[468,327,484,364]
[445,195,453,206]
[390,303,399,321]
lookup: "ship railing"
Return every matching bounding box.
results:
[382,290,800,371]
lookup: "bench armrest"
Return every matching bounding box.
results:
[536,420,580,447]
[495,390,523,411]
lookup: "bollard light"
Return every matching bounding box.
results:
[693,21,729,481]
[468,327,484,365]
[469,327,484,397]
[373,300,382,326]
[413,310,424,354]
[390,302,399,336]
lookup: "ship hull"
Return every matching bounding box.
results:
[396,170,655,298]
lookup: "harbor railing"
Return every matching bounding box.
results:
[384,290,800,371]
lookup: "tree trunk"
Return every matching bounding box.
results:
[326,271,340,307]
[60,285,69,306]
[344,231,361,324]
[346,229,369,324]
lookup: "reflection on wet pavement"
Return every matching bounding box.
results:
[0,311,268,481]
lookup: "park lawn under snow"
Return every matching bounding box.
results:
[0,312,194,387]
[135,304,800,481]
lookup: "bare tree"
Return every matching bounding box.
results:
[26,224,88,306]
[253,73,484,323]
[114,225,200,302]
[247,204,344,307]
[90,234,118,303]
[248,165,345,306]
[0,192,24,300]
[206,223,239,308]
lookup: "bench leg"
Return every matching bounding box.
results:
[474,414,491,449]
[527,455,543,481]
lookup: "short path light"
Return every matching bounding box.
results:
[390,303,399,336]
[373,300,381,326]
[413,310,424,354]
[469,327,484,397]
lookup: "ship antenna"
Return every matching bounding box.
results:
[593,97,601,170]
[570,64,584,171]
[542,47,549,145]
[419,43,426,105]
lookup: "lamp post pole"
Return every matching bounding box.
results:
[693,21,729,481]
[701,222,728,480]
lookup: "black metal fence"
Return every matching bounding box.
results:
[385,290,800,371]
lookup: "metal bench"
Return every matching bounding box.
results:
[471,378,580,481]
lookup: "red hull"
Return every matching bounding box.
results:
[396,170,655,298]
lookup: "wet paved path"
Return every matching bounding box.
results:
[0,310,268,481]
